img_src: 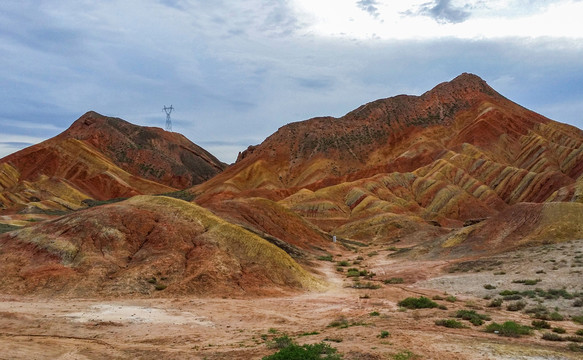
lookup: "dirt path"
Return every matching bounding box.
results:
[0,242,581,359]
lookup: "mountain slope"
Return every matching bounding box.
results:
[0,195,320,296]
[0,111,226,212]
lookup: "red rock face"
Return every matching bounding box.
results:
[0,112,226,212]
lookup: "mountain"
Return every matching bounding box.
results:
[192,73,583,254]
[0,111,226,213]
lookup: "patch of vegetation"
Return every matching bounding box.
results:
[323,337,343,343]
[336,260,350,267]
[531,320,551,329]
[369,311,380,317]
[383,277,404,284]
[367,251,378,257]
[445,295,457,303]
[317,254,333,261]
[299,331,320,337]
[542,332,565,342]
[267,335,293,349]
[565,336,583,343]
[512,279,542,285]
[553,327,566,334]
[568,343,583,352]
[378,330,390,338]
[506,301,527,312]
[154,284,167,291]
[262,341,342,360]
[435,319,466,328]
[487,298,503,308]
[350,281,381,290]
[499,290,520,296]
[327,316,366,329]
[485,321,532,338]
[572,315,583,325]
[483,284,496,290]
[455,310,491,326]
[398,296,439,309]
[549,312,565,321]
[577,329,583,336]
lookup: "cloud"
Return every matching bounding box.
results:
[407,0,472,24]
[356,0,381,18]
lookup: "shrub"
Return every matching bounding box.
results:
[336,260,350,267]
[328,316,349,328]
[512,279,541,285]
[549,312,564,321]
[553,327,566,334]
[455,310,491,326]
[154,284,167,291]
[351,281,381,289]
[542,332,565,341]
[499,290,520,296]
[267,335,293,349]
[483,284,496,290]
[573,299,583,307]
[565,336,583,343]
[262,342,342,360]
[506,301,526,312]
[346,268,361,277]
[503,294,523,301]
[370,311,380,317]
[435,319,466,328]
[488,298,503,308]
[445,295,457,303]
[398,296,439,309]
[318,255,333,261]
[568,343,583,352]
[577,329,583,336]
[379,330,390,338]
[572,315,583,324]
[531,320,551,329]
[485,321,532,337]
[384,277,404,284]
[393,350,418,360]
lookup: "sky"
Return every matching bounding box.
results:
[1,0,582,163]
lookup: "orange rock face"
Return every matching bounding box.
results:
[0,111,226,212]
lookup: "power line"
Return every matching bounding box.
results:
[163,105,174,131]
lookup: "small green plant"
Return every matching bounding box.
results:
[485,321,532,338]
[455,310,491,326]
[572,315,583,324]
[346,268,361,277]
[549,312,564,321]
[531,320,551,329]
[379,330,390,338]
[435,319,466,328]
[327,316,349,328]
[445,295,457,303]
[318,255,333,261]
[512,279,541,285]
[553,327,566,334]
[351,281,381,289]
[323,337,343,343]
[398,296,438,309]
[370,311,380,317]
[483,284,496,290]
[576,329,583,336]
[299,331,319,337]
[336,260,350,267]
[268,328,279,334]
[147,277,157,284]
[568,343,583,352]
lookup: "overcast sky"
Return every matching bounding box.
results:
[1,0,582,163]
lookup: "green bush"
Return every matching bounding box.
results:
[455,310,491,326]
[483,284,496,290]
[435,319,466,328]
[542,332,565,341]
[549,312,564,321]
[485,321,532,337]
[398,296,438,309]
[553,327,566,334]
[576,329,583,336]
[506,301,526,311]
[336,260,350,267]
[572,315,583,324]
[262,342,342,360]
[487,298,503,308]
[445,295,457,303]
[393,350,418,360]
[379,330,390,338]
[531,320,551,329]
[318,255,333,261]
[568,343,583,352]
[370,311,380,317]
[267,335,294,349]
[384,277,404,284]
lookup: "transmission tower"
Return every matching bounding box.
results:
[163,105,174,131]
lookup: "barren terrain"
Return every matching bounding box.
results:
[1,240,582,360]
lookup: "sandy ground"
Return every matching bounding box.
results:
[1,241,582,359]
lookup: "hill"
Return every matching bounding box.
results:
[0,111,226,213]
